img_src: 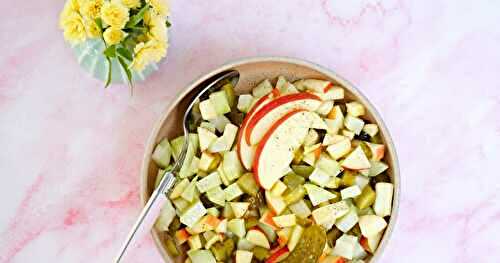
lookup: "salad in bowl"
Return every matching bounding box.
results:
[144,60,397,263]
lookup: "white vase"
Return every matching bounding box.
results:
[72,38,159,84]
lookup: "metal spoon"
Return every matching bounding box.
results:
[115,70,240,262]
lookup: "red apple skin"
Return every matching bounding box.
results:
[244,92,321,145]
[360,237,370,252]
[252,109,306,187]
[236,94,272,168]
[323,82,334,92]
[265,246,290,263]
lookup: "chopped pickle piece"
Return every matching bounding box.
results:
[210,242,227,261]
[292,147,304,165]
[165,236,179,257]
[372,173,391,184]
[245,217,259,229]
[354,185,376,209]
[223,238,236,258]
[237,173,260,197]
[252,246,270,261]
[284,186,306,205]
[291,165,314,178]
[327,227,343,248]
[341,171,357,187]
[282,225,326,263]
[223,83,236,108]
[283,172,305,189]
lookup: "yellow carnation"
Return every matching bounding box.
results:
[130,39,167,71]
[59,0,81,28]
[85,19,101,38]
[146,0,170,17]
[81,0,104,19]
[101,1,129,29]
[121,0,141,9]
[103,27,125,45]
[144,10,167,41]
[61,12,87,44]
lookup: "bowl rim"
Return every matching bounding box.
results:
[140,56,400,262]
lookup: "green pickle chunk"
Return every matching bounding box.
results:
[283,225,326,263]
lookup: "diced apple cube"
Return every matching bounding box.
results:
[257,222,277,243]
[181,176,199,202]
[187,249,216,263]
[317,154,342,177]
[359,215,387,237]
[210,115,231,133]
[304,129,320,146]
[362,124,379,137]
[335,207,359,232]
[215,218,227,233]
[230,202,250,218]
[196,172,221,193]
[237,94,254,113]
[302,151,317,166]
[270,180,288,196]
[309,167,331,187]
[312,201,349,226]
[259,210,279,230]
[246,229,270,249]
[228,218,246,238]
[326,138,351,160]
[188,234,202,250]
[342,129,355,140]
[200,121,216,133]
[199,99,218,120]
[344,115,364,135]
[237,238,256,251]
[325,106,344,134]
[265,191,287,215]
[288,199,312,219]
[275,75,287,91]
[236,250,253,263]
[203,230,222,249]
[217,165,231,186]
[205,186,225,207]
[316,100,334,116]
[367,160,388,177]
[365,231,383,252]
[305,184,337,206]
[253,79,273,98]
[374,182,394,217]
[324,86,344,100]
[341,185,362,200]
[175,228,190,245]
[365,142,385,161]
[276,227,293,246]
[272,214,296,228]
[152,138,172,168]
[332,234,357,260]
[341,146,371,170]
[287,225,304,251]
[309,112,328,130]
[346,102,365,117]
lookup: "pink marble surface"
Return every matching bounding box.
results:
[1,0,500,262]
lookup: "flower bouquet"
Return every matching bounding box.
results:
[59,0,170,88]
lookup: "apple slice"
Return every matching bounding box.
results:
[237,95,273,170]
[266,246,290,263]
[245,92,322,145]
[246,229,270,249]
[358,215,387,238]
[236,250,253,263]
[365,142,385,161]
[253,110,313,189]
[341,146,371,170]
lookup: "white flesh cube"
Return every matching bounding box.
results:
[272,214,296,228]
[237,94,254,113]
[304,184,337,206]
[154,199,176,231]
[309,167,331,187]
[209,90,231,115]
[374,182,394,217]
[222,151,244,181]
[311,201,349,226]
[199,99,218,120]
[228,218,246,238]
[236,250,253,263]
[346,102,365,117]
[206,186,225,206]
[344,115,365,135]
[304,129,319,146]
[224,183,244,201]
[152,138,172,168]
[196,172,221,193]
[210,115,231,133]
[362,124,379,137]
[288,200,311,219]
[359,215,387,237]
[341,185,362,199]
[180,200,207,228]
[332,234,357,260]
[187,250,216,263]
[316,100,334,116]
[253,79,273,98]
[335,207,359,232]
[197,127,217,152]
[209,123,238,153]
[326,138,351,160]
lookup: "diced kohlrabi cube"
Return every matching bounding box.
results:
[335,207,359,233]
[352,239,368,260]
[154,199,176,231]
[288,200,311,219]
[181,176,200,202]
[309,167,331,187]
[252,79,273,98]
[198,127,218,152]
[180,200,207,228]
[152,138,172,168]
[206,186,226,207]
[341,185,362,200]
[362,124,379,137]
[224,183,244,201]
[199,99,218,120]
[316,100,334,116]
[311,201,349,226]
[346,102,365,117]
[344,115,365,135]
[200,121,216,133]
[316,154,342,177]
[332,234,357,260]
[359,215,387,237]
[222,151,244,181]
[196,172,221,193]
[209,90,231,115]
[367,161,389,177]
[237,94,254,113]
[187,249,216,263]
[209,123,238,153]
[304,129,319,146]
[228,218,246,238]
[169,178,189,199]
[210,115,231,133]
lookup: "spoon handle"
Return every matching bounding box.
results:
[114,172,176,263]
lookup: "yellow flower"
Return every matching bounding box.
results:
[85,19,101,38]
[144,10,167,41]
[130,39,167,71]
[146,0,170,17]
[101,1,129,29]
[121,0,141,9]
[59,0,81,28]
[81,0,104,19]
[61,12,87,44]
[103,27,125,45]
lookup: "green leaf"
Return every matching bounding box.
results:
[125,4,149,28]
[104,45,116,57]
[104,56,112,88]
[95,18,103,30]
[117,56,134,92]
[117,47,133,61]
[166,20,171,28]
